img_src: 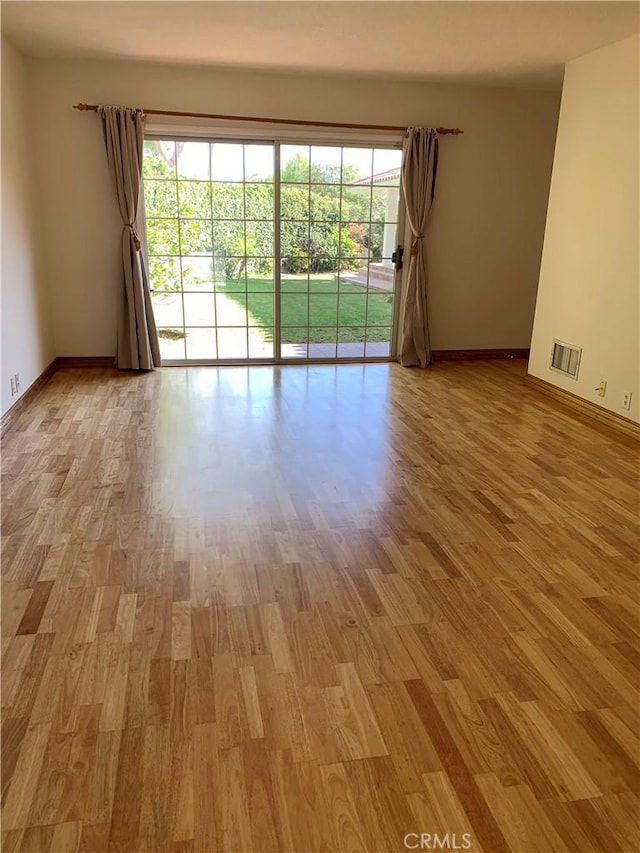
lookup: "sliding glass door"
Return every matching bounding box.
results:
[279,144,400,359]
[143,138,402,363]
[143,139,276,360]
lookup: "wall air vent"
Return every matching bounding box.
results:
[550,340,581,379]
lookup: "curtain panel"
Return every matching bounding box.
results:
[398,127,439,367]
[99,106,161,370]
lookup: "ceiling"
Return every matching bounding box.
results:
[2,1,639,91]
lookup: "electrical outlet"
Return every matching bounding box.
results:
[622,391,632,411]
[596,379,607,398]
[10,376,16,396]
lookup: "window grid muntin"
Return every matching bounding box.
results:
[173,145,187,361]
[208,172,219,359]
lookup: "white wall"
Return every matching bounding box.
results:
[529,35,640,423]
[1,38,54,415]
[29,56,560,356]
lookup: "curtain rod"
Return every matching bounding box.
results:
[72,103,463,135]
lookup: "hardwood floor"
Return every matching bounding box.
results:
[1,360,638,853]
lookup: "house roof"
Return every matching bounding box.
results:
[355,168,401,186]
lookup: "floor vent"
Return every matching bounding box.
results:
[550,340,581,379]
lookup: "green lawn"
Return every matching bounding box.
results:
[221,275,393,343]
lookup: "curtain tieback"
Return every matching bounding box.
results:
[126,224,141,252]
[411,235,424,256]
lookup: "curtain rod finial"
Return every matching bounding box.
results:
[74,103,94,112]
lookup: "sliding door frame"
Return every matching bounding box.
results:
[143,131,405,366]
[273,142,283,363]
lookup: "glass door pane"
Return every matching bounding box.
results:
[144,139,276,362]
[144,138,400,363]
[279,143,401,360]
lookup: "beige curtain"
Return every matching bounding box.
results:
[398,127,439,367]
[99,106,161,370]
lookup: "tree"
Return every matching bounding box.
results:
[142,140,184,179]
[143,148,391,291]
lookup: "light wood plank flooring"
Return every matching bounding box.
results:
[1,360,638,852]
